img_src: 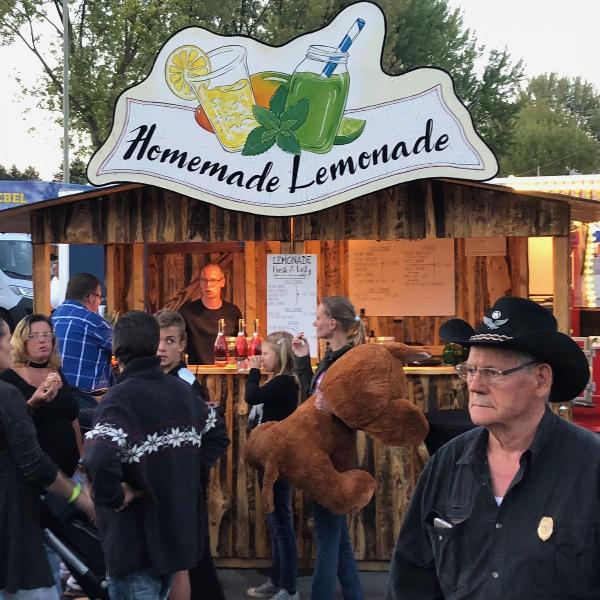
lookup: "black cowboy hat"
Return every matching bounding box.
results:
[440,296,589,402]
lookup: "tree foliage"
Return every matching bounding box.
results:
[0,163,40,180]
[525,74,600,142]
[53,157,88,184]
[500,74,600,176]
[0,0,523,160]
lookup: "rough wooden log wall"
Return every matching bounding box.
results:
[30,181,569,245]
[196,371,466,564]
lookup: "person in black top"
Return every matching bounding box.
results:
[0,314,81,478]
[386,296,598,600]
[0,315,94,599]
[291,296,367,600]
[155,309,229,600]
[84,311,211,600]
[245,331,299,600]
[179,263,243,365]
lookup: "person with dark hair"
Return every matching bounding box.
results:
[386,297,600,599]
[154,309,229,600]
[179,263,242,365]
[51,273,113,431]
[84,311,213,600]
[0,315,95,600]
[291,296,366,600]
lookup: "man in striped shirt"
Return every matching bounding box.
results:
[52,272,113,429]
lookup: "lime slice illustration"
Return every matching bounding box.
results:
[334,117,366,145]
[165,45,211,101]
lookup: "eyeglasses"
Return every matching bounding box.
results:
[88,292,104,302]
[26,332,54,341]
[455,360,539,384]
[200,277,224,286]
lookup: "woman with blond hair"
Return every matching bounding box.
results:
[246,331,300,600]
[0,313,94,600]
[292,296,366,600]
[0,314,82,594]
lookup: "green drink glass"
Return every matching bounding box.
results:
[286,45,350,154]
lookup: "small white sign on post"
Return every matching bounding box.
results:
[267,254,318,357]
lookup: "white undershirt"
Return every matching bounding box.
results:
[495,496,503,506]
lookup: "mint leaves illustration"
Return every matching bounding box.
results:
[242,86,308,156]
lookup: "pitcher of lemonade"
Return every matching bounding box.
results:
[285,45,350,154]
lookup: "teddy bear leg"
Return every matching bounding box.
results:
[261,457,280,514]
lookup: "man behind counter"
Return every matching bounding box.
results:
[179,263,242,365]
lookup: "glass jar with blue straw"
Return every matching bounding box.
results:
[285,19,365,153]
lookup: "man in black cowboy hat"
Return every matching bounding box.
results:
[386,296,600,600]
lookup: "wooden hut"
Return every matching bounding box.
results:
[0,178,597,568]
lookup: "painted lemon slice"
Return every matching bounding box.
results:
[165,45,211,101]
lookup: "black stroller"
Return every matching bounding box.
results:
[42,497,109,600]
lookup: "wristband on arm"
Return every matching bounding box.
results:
[68,482,82,504]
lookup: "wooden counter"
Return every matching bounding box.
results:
[190,365,458,376]
[191,365,466,567]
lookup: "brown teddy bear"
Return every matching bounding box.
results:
[245,342,429,515]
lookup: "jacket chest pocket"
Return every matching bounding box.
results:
[533,522,592,596]
[425,511,470,594]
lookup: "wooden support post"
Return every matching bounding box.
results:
[553,236,570,334]
[131,243,146,310]
[244,241,257,328]
[105,245,118,315]
[33,243,51,315]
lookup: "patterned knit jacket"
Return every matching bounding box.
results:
[84,356,216,577]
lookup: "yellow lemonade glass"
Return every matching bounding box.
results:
[189,46,258,152]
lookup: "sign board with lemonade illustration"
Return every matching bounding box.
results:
[88,2,498,216]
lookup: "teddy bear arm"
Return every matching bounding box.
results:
[299,453,376,515]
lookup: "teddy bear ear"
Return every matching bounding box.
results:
[384,342,431,364]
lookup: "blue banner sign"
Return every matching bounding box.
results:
[0,181,92,210]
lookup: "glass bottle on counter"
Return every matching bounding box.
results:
[214,318,229,367]
[359,308,369,334]
[249,318,262,356]
[443,343,459,366]
[235,318,249,372]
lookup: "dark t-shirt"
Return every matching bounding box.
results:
[0,368,80,477]
[179,299,243,365]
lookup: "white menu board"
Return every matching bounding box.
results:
[267,254,318,357]
[348,240,455,316]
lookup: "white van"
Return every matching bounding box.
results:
[0,233,33,328]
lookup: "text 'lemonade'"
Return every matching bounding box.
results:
[286,45,350,154]
[191,46,258,152]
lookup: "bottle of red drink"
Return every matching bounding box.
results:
[235,318,249,372]
[249,318,262,356]
[213,318,229,367]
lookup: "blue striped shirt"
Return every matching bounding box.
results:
[52,300,114,391]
